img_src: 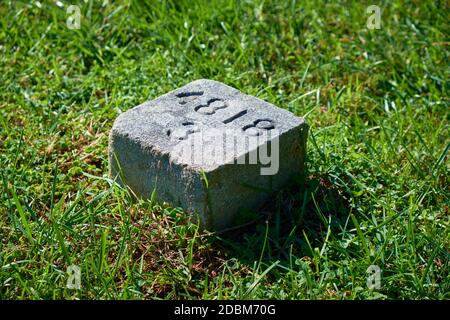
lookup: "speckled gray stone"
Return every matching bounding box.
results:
[109,79,308,230]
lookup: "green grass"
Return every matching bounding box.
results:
[0,0,448,299]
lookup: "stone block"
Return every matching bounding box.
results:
[109,79,308,230]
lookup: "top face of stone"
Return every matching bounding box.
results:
[112,79,305,171]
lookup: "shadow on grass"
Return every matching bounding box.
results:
[108,173,353,298]
[211,174,352,268]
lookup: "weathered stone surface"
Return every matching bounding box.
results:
[109,79,308,230]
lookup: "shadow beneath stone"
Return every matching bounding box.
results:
[210,174,352,268]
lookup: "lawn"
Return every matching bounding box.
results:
[0,0,448,299]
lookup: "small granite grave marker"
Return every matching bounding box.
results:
[109,79,308,230]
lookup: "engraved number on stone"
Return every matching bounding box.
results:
[194,98,227,115]
[176,91,204,105]
[243,119,275,136]
[168,121,199,140]
[222,109,248,124]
